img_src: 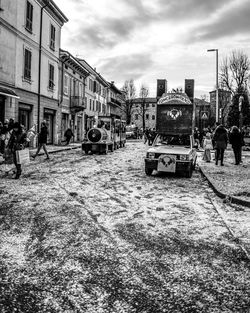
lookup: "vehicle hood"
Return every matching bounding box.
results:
[147,145,192,154]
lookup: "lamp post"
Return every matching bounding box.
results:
[239,95,244,130]
[207,49,219,123]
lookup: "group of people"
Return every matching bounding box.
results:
[0,120,50,179]
[201,124,245,166]
[143,128,157,145]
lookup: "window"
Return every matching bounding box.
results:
[25,1,33,32]
[135,114,138,120]
[152,115,155,120]
[50,24,56,50]
[79,83,83,98]
[152,103,155,107]
[24,49,32,80]
[89,99,92,111]
[64,74,69,95]
[49,64,54,90]
[146,103,149,108]
[146,114,149,120]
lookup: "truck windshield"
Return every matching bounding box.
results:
[154,134,190,146]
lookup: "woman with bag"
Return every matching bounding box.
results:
[32,122,49,160]
[7,122,27,179]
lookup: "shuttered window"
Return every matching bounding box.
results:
[50,24,56,50]
[49,64,55,90]
[24,49,32,80]
[25,1,33,32]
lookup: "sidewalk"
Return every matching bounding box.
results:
[29,142,82,156]
[197,147,250,207]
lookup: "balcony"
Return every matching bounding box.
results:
[70,96,86,112]
[108,97,122,107]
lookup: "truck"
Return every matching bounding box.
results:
[144,92,197,178]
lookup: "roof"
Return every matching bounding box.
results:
[43,0,68,24]
[60,49,90,77]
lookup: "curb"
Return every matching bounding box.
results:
[199,165,250,208]
[30,145,81,157]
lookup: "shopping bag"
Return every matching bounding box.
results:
[16,149,30,165]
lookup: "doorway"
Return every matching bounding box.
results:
[44,111,54,144]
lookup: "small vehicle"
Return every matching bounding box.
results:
[126,125,136,139]
[145,133,197,178]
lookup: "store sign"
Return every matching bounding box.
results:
[19,103,32,111]
[44,108,55,115]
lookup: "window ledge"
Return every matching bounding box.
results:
[22,76,32,84]
[25,27,33,34]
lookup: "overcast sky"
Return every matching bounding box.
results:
[54,0,250,98]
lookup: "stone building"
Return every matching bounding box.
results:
[0,0,68,145]
[194,98,211,130]
[131,98,157,129]
[59,49,89,143]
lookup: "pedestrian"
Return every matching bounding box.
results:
[32,122,49,160]
[144,128,149,144]
[229,126,245,165]
[213,124,228,166]
[62,128,74,145]
[8,118,15,131]
[202,132,213,162]
[194,127,200,149]
[7,122,27,179]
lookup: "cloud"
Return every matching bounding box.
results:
[188,0,250,41]
[97,53,154,82]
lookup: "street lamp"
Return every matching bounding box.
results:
[207,49,219,123]
[239,95,244,130]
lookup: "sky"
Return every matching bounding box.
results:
[54,0,250,99]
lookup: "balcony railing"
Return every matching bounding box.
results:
[108,97,121,106]
[70,96,86,112]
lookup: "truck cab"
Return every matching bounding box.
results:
[145,133,197,177]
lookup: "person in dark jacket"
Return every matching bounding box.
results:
[229,126,245,165]
[62,128,74,145]
[32,122,49,160]
[213,124,228,166]
[7,122,27,179]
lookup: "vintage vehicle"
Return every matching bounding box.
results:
[126,125,137,139]
[82,116,126,154]
[145,133,197,177]
[145,90,197,178]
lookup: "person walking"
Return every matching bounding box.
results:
[32,122,49,160]
[213,124,228,166]
[7,122,27,179]
[62,128,74,145]
[229,126,245,165]
[202,132,213,162]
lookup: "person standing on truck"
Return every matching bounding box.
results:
[213,124,228,166]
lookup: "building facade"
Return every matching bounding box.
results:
[194,98,211,130]
[59,49,89,143]
[131,98,157,129]
[0,0,68,145]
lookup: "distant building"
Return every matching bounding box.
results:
[0,0,68,145]
[131,98,157,129]
[59,49,89,143]
[194,98,211,130]
[108,82,125,119]
[209,89,232,125]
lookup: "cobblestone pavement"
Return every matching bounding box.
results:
[0,142,250,312]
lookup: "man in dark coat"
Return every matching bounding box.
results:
[32,122,49,160]
[63,128,74,145]
[7,122,27,179]
[229,126,245,165]
[213,124,228,166]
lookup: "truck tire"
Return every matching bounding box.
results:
[185,167,193,178]
[145,167,153,176]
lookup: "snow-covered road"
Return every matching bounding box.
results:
[1,141,250,312]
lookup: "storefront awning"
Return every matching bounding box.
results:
[0,86,19,99]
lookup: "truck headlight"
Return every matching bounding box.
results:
[180,155,189,161]
[147,152,155,159]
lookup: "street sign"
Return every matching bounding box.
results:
[201,112,208,120]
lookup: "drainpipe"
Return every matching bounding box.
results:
[38,0,49,133]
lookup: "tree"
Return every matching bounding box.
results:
[133,85,149,131]
[121,79,136,125]
[220,50,250,127]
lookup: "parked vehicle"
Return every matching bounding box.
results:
[126,125,136,139]
[145,92,197,178]
[82,116,126,154]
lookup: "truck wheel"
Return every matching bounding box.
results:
[185,167,193,178]
[145,167,153,176]
[84,150,89,155]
